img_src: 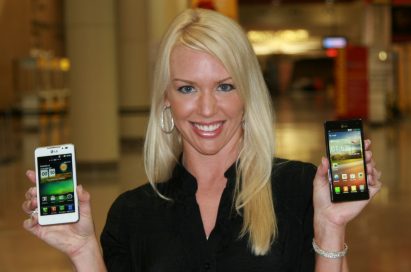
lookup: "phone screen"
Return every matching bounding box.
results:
[325,120,369,202]
[37,154,76,216]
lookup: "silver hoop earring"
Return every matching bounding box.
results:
[161,106,174,133]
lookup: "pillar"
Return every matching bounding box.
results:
[64,0,119,162]
[117,0,150,139]
[117,0,187,140]
[364,4,392,123]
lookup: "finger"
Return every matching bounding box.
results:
[365,150,372,163]
[314,157,329,188]
[368,174,382,198]
[22,197,38,214]
[23,214,38,232]
[364,139,371,151]
[77,185,92,215]
[26,170,36,184]
[366,160,376,175]
[25,187,37,200]
[368,168,382,186]
[77,184,90,203]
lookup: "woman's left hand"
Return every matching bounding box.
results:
[313,139,382,228]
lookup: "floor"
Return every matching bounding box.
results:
[0,91,410,271]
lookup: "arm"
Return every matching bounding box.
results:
[313,140,381,272]
[22,171,107,272]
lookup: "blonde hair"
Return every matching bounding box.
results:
[144,8,276,255]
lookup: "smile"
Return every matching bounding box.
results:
[191,121,224,137]
[194,122,223,131]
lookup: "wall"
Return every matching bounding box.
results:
[0,0,31,109]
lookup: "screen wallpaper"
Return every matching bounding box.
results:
[328,129,367,195]
[37,154,75,216]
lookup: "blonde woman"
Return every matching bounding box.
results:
[22,8,381,271]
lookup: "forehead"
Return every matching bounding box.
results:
[169,45,231,80]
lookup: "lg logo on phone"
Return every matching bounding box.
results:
[40,168,56,179]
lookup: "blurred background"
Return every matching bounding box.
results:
[0,0,410,271]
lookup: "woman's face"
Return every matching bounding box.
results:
[165,45,244,156]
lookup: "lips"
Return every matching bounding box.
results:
[191,121,224,137]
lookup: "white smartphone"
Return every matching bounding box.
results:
[34,144,79,225]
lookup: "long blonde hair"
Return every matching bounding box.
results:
[144,8,276,255]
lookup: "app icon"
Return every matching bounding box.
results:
[358,172,364,178]
[50,195,56,202]
[334,187,341,194]
[67,204,74,211]
[332,163,339,168]
[350,173,356,180]
[342,174,348,180]
[343,186,349,193]
[58,195,65,201]
[333,174,339,181]
[359,185,365,191]
[42,207,48,214]
[51,206,57,213]
[67,194,73,200]
[59,205,65,211]
[351,185,357,192]
[41,196,47,202]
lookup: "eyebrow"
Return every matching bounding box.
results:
[172,77,233,84]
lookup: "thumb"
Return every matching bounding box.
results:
[314,157,329,188]
[76,185,92,215]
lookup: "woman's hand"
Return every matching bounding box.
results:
[313,139,382,228]
[22,170,106,271]
[312,139,382,271]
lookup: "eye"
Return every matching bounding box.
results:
[177,85,195,94]
[217,83,235,92]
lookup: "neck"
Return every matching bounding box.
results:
[182,140,240,190]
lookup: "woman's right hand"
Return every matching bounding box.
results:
[22,170,106,271]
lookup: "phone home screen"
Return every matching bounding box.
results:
[328,128,367,197]
[37,154,75,216]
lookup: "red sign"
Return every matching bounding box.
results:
[335,46,368,119]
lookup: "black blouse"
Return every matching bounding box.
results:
[101,159,317,272]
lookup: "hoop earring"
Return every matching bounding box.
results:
[161,106,174,133]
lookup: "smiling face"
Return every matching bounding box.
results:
[165,45,244,157]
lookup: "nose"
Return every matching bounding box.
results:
[198,90,217,117]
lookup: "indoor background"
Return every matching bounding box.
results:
[0,0,410,271]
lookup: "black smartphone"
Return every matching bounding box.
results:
[324,119,370,202]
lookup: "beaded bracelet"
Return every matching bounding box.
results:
[312,239,348,259]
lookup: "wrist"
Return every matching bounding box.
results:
[70,237,106,272]
[314,216,346,253]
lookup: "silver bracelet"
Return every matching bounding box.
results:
[312,239,348,259]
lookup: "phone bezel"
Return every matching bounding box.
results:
[324,119,370,202]
[34,144,79,225]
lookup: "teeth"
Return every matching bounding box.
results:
[194,122,222,132]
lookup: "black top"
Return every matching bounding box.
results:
[101,159,317,272]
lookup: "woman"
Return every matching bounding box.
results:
[22,8,381,271]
